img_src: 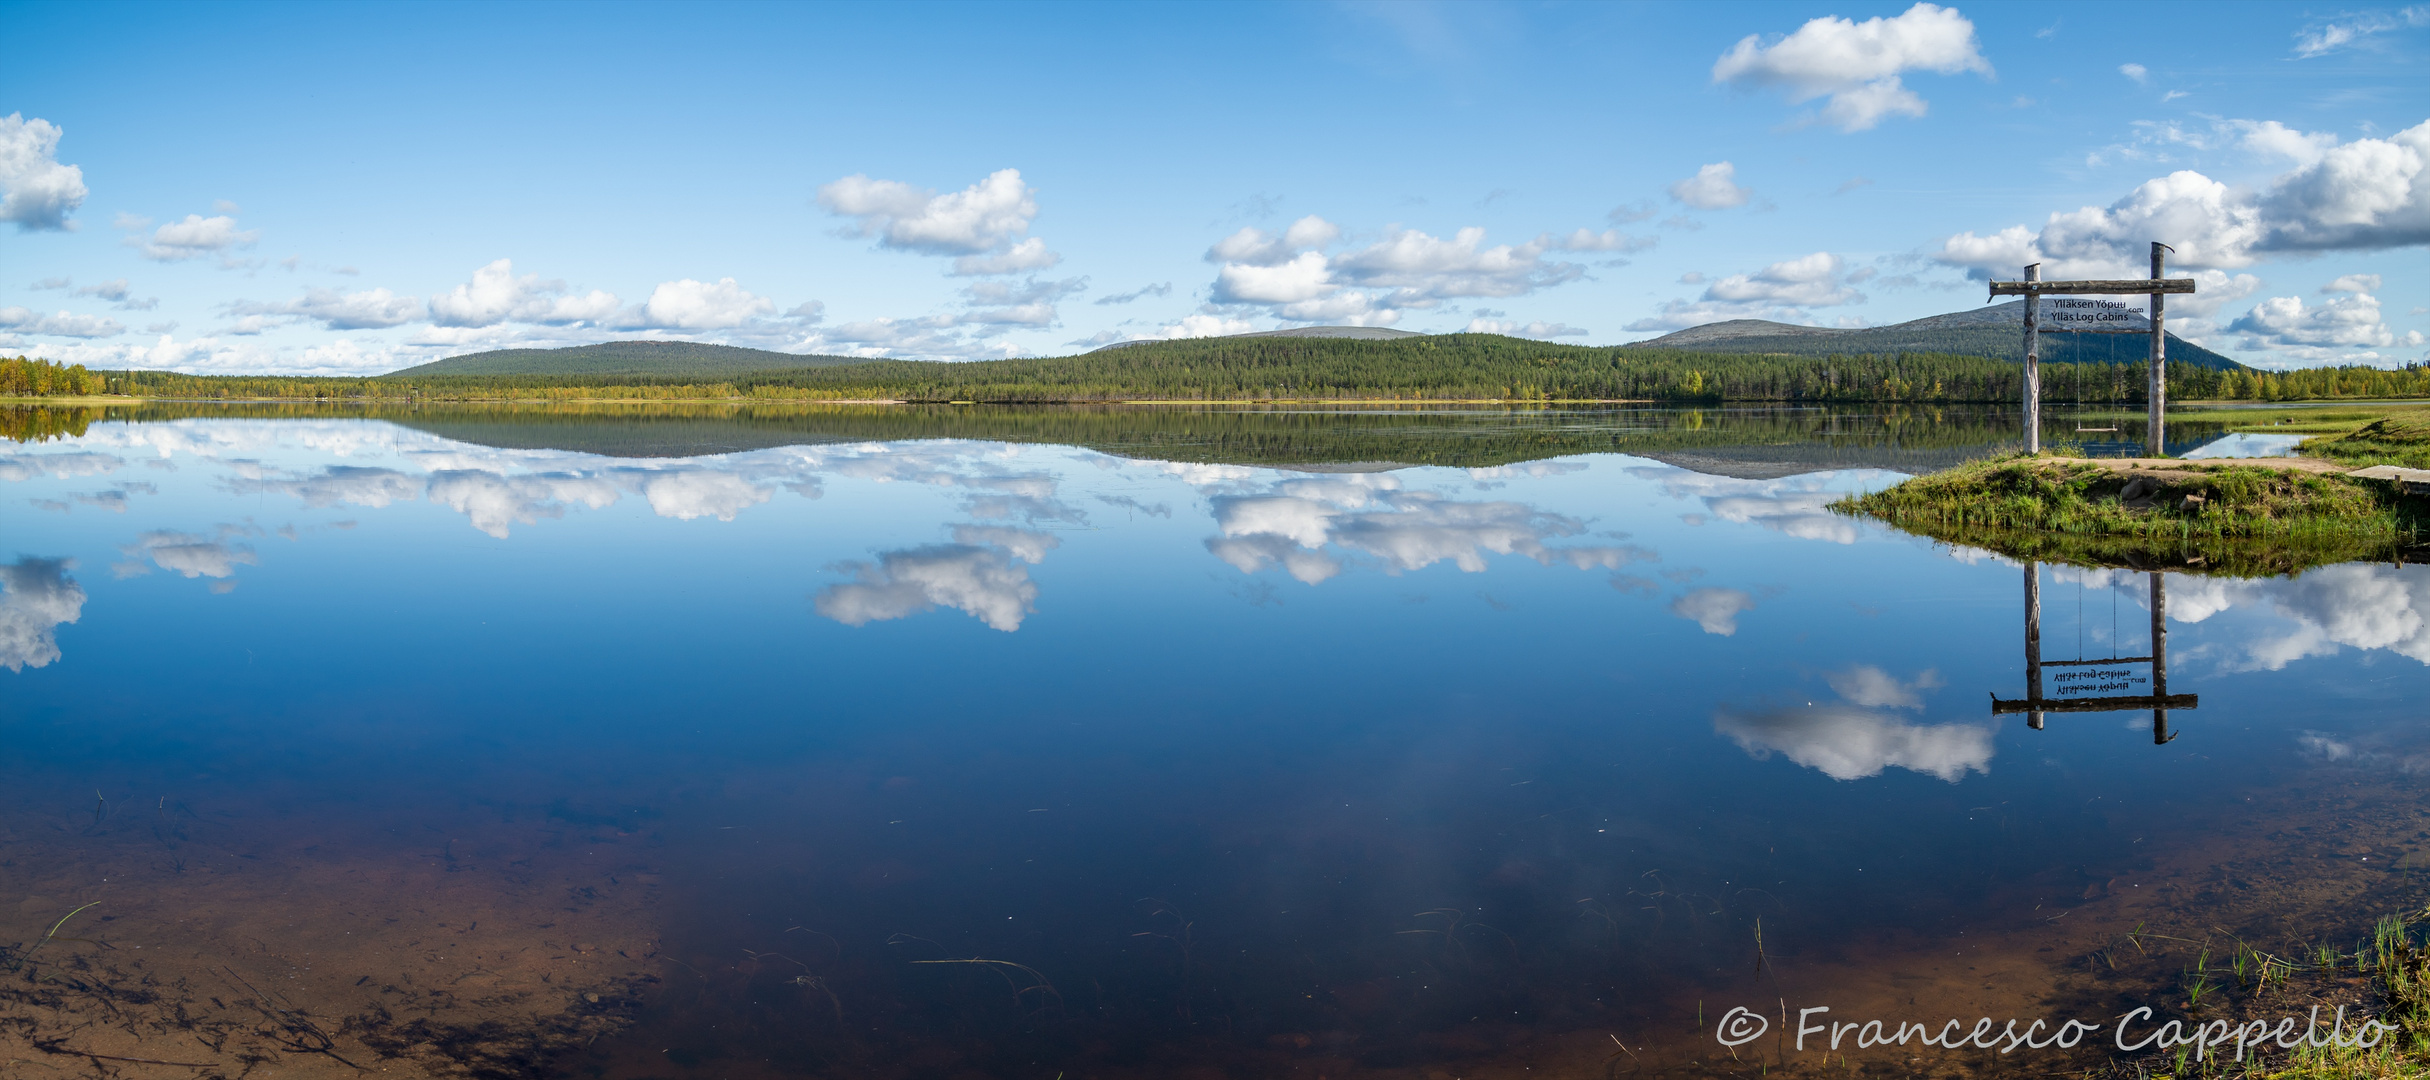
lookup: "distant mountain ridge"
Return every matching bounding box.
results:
[1092,326,1421,352]
[1626,300,2242,370]
[381,303,2243,381]
[384,340,866,379]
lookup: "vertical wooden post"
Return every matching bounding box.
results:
[2024,561,2044,730]
[2147,243,2169,457]
[2148,570,2173,745]
[2022,264,2041,454]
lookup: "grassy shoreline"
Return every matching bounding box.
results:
[1834,453,2425,575]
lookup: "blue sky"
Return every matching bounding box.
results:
[2,0,2425,374]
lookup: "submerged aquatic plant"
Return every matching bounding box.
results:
[24,900,102,960]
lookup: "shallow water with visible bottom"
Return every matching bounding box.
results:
[0,404,2415,1079]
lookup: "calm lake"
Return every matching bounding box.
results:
[1,403,2415,1079]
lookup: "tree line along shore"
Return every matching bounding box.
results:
[9,336,2430,404]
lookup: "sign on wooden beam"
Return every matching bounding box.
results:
[1985,243,2195,456]
[2045,295,2147,331]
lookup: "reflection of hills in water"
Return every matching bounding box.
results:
[1640,445,1993,481]
[11,402,2233,478]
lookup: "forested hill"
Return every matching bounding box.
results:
[1627,300,2241,370]
[82,331,2314,404]
[385,340,866,378]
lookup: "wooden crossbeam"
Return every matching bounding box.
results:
[1989,279,2198,295]
[1991,693,2197,715]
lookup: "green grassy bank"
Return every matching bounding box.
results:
[1833,454,2425,575]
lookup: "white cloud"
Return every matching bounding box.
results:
[2293,6,2429,57]
[2262,120,2430,251]
[1155,313,1261,339]
[1714,705,1994,781]
[1704,252,1861,305]
[19,333,299,376]
[1938,118,2430,281]
[2228,291,2421,363]
[1672,587,1756,635]
[0,306,124,338]
[2234,120,2339,167]
[0,114,87,231]
[818,168,1040,256]
[1211,216,1344,266]
[957,276,1087,326]
[1095,282,1173,306]
[2324,273,2384,294]
[1608,201,1657,224]
[2119,62,2149,83]
[1466,318,1586,338]
[230,287,422,330]
[0,556,84,671]
[70,278,129,302]
[1216,250,1340,305]
[1333,227,1587,302]
[1542,228,1658,253]
[632,277,775,329]
[1625,251,1868,331]
[1710,3,1992,132]
[298,336,415,374]
[951,237,1061,276]
[428,259,621,327]
[1668,162,1751,209]
[133,214,260,261]
[1204,216,1590,326]
[814,314,1011,359]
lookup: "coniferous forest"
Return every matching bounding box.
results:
[7,335,2430,404]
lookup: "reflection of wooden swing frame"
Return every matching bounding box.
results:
[1991,562,2196,745]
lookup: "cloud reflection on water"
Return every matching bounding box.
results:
[1203,473,1653,585]
[814,526,1058,632]
[227,465,423,508]
[1630,465,1905,545]
[1714,704,1996,782]
[1671,587,1756,635]
[0,556,85,671]
[0,450,125,481]
[115,527,260,580]
[2048,563,2430,671]
[1715,664,1990,782]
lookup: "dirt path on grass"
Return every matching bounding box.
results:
[2061,456,2354,476]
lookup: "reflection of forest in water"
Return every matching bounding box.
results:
[5,400,2235,472]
